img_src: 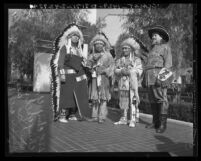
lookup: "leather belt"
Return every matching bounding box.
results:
[60,69,76,74]
[76,74,87,82]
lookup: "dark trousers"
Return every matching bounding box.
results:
[148,85,169,114]
[66,107,78,118]
[147,85,169,132]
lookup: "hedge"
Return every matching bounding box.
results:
[108,88,193,123]
[138,100,193,123]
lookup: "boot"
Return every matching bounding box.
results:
[154,104,160,129]
[156,102,168,133]
[114,109,128,125]
[156,114,167,133]
[68,108,78,121]
[88,117,98,122]
[114,116,127,125]
[59,109,68,123]
[145,103,158,129]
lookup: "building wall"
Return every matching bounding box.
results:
[96,9,129,46]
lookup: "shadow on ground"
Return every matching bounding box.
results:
[137,118,150,126]
[8,90,52,153]
[24,93,52,152]
[154,135,193,156]
[107,108,122,122]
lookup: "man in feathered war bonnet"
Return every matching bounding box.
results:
[144,25,173,133]
[86,32,115,124]
[50,23,90,123]
[113,36,148,127]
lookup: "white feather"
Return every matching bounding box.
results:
[58,25,83,50]
[53,48,61,112]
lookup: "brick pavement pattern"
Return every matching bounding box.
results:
[8,89,193,156]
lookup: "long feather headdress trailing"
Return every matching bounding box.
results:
[50,23,83,121]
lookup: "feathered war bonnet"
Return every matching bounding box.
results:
[120,35,149,60]
[121,35,148,53]
[53,23,84,55]
[50,23,84,121]
[90,31,111,53]
[121,37,137,50]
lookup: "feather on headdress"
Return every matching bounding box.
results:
[53,23,84,55]
[121,36,148,53]
[50,23,84,121]
[90,31,111,51]
[121,37,137,50]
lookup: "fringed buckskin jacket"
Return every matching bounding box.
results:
[87,51,115,102]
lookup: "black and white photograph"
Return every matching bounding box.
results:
[5,3,197,157]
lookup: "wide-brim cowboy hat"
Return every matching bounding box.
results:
[90,31,111,50]
[121,36,148,52]
[148,25,169,42]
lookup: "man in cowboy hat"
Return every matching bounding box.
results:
[50,23,90,123]
[86,31,115,124]
[145,25,172,133]
[113,36,147,127]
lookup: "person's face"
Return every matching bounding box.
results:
[152,33,162,45]
[122,45,132,57]
[70,34,80,43]
[93,52,101,61]
[94,42,104,52]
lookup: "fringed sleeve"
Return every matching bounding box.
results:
[129,57,143,91]
[114,58,122,76]
[104,52,115,78]
[130,57,143,78]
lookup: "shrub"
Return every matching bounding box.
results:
[168,102,193,123]
[139,100,193,123]
[108,87,193,123]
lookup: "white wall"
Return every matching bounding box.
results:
[33,52,52,92]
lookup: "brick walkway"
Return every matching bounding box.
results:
[7,90,193,156]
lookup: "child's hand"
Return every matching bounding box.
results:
[121,68,130,76]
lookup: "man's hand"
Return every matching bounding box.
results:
[121,68,130,76]
[81,58,88,67]
[96,68,103,75]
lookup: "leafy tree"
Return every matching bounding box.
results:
[122,4,193,71]
[78,18,98,45]
[96,17,107,32]
[8,9,96,82]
